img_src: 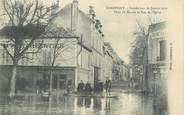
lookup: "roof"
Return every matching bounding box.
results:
[104,42,118,59]
[104,42,128,66]
[104,42,113,51]
[149,21,166,32]
[50,3,93,22]
[0,24,78,39]
[49,3,72,21]
[0,65,76,70]
[42,26,78,38]
[0,24,46,39]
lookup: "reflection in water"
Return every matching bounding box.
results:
[93,98,102,110]
[77,97,84,107]
[0,93,168,115]
[84,97,91,108]
[153,96,168,115]
[105,97,111,112]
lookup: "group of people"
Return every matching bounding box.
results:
[77,81,92,94]
[36,77,111,95]
[77,79,111,95]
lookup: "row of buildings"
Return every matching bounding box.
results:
[0,0,129,92]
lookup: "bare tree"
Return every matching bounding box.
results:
[0,0,53,100]
[42,26,80,114]
[47,27,77,93]
[130,17,155,92]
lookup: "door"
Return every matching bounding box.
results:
[59,74,67,89]
[94,67,99,89]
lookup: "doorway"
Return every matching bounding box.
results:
[94,67,99,90]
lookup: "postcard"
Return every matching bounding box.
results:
[0,0,183,115]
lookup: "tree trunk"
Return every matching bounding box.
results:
[48,93,53,115]
[145,64,149,92]
[9,64,17,102]
[144,36,149,93]
[49,69,53,92]
[48,68,53,114]
[49,68,53,100]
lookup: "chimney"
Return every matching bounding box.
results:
[56,0,59,7]
[89,6,95,20]
[71,0,78,32]
[51,0,60,16]
[72,0,78,8]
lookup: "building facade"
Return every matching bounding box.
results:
[50,0,105,88]
[0,26,79,92]
[102,43,113,81]
[0,0,130,93]
[0,0,114,92]
[148,21,168,95]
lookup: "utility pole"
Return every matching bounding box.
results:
[143,33,149,93]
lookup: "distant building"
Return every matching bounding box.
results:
[119,60,129,81]
[104,42,129,81]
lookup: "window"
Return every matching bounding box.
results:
[42,50,51,65]
[2,50,11,65]
[25,54,29,65]
[159,40,166,61]
[88,54,90,67]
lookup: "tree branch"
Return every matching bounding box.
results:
[21,55,34,60]
[2,44,14,60]
[28,0,38,24]
[18,38,35,58]
[3,0,14,25]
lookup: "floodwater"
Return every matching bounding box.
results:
[0,93,168,115]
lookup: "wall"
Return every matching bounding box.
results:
[148,28,167,64]
[102,52,113,81]
[0,38,78,67]
[0,66,75,92]
[148,22,168,95]
[51,1,105,87]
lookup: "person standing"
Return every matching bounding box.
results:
[66,80,72,93]
[77,80,85,94]
[104,78,111,95]
[85,82,92,95]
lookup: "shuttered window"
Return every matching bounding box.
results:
[160,40,166,61]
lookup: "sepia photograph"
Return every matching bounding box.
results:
[0,0,183,115]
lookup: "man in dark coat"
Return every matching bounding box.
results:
[85,82,92,95]
[104,78,111,95]
[77,80,84,93]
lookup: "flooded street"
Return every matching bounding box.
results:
[0,92,168,115]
